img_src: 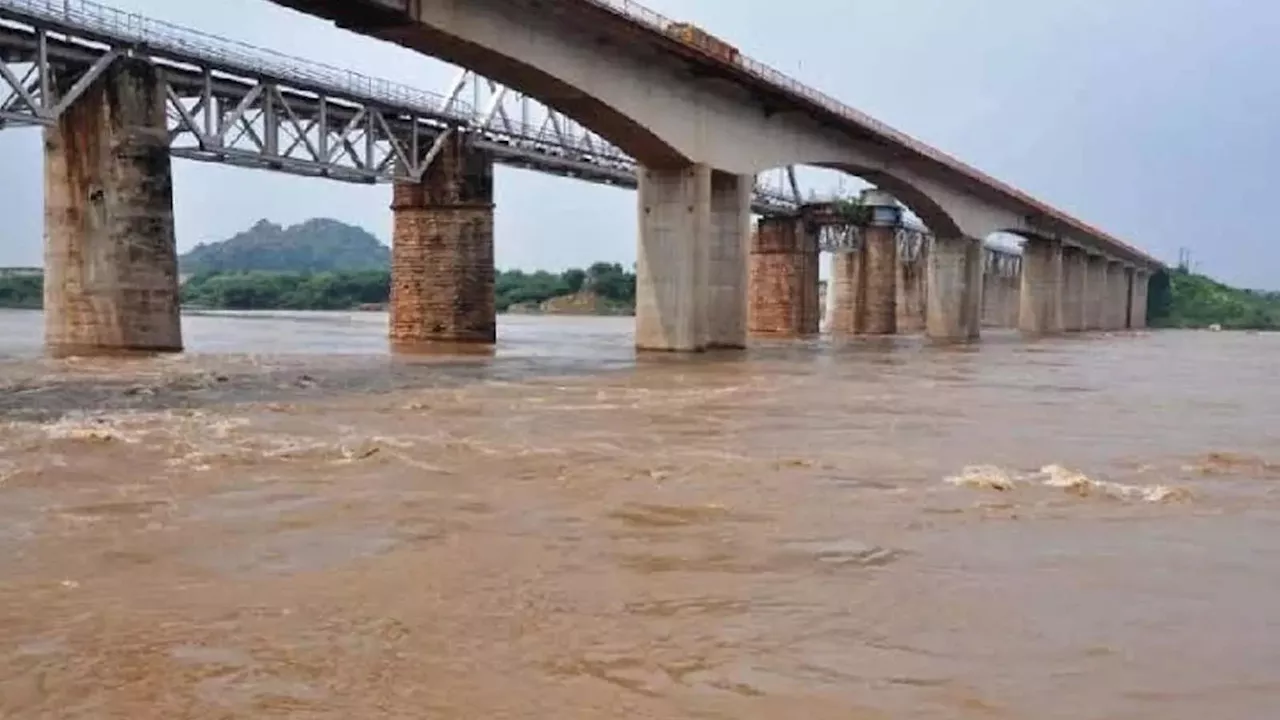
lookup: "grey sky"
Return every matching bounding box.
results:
[2,0,1277,286]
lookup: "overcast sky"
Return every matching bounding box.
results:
[2,0,1277,287]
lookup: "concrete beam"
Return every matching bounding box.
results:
[44,57,182,357]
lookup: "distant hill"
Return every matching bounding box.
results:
[179,218,390,274]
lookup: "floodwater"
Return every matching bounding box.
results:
[2,308,1279,719]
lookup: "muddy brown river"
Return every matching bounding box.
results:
[2,309,1279,719]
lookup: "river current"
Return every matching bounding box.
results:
[2,308,1278,719]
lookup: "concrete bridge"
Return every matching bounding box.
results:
[0,0,1159,356]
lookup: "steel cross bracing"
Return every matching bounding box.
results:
[0,0,799,212]
[816,223,1021,272]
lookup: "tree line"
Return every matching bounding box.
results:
[5,264,1280,330]
[175,261,637,312]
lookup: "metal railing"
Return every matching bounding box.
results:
[1,0,467,117]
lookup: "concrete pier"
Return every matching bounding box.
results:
[860,223,898,335]
[1061,247,1087,332]
[1085,254,1107,330]
[896,241,927,332]
[636,165,708,351]
[1018,238,1063,335]
[826,251,860,334]
[1130,270,1149,329]
[748,215,819,337]
[926,236,982,342]
[390,133,495,346]
[44,57,182,357]
[1105,261,1125,330]
[706,171,752,348]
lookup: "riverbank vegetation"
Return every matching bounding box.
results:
[177,262,637,313]
[1146,268,1280,330]
[4,216,1275,327]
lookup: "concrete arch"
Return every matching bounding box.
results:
[282,0,688,166]
[815,164,964,239]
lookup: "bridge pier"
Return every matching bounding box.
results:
[747,215,819,338]
[1019,238,1064,335]
[636,165,751,351]
[1130,270,1149,329]
[1104,260,1126,330]
[43,57,182,357]
[707,171,752,349]
[897,241,927,332]
[1085,254,1107,330]
[859,219,899,335]
[1060,247,1088,332]
[390,133,495,346]
[981,253,1019,328]
[926,236,982,342]
[826,251,860,334]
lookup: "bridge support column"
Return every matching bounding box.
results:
[390,133,495,345]
[860,220,898,335]
[826,251,860,334]
[637,165,751,350]
[1085,254,1107,330]
[44,57,181,357]
[747,214,819,337]
[1018,238,1064,335]
[926,236,982,342]
[1105,260,1125,330]
[707,171,752,349]
[1061,247,1088,332]
[896,240,927,332]
[1130,270,1149,329]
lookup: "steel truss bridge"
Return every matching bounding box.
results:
[0,0,1020,266]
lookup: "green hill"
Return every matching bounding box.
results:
[179,218,389,274]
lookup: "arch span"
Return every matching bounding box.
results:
[270,0,687,167]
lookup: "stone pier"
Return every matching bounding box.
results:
[44,57,182,356]
[390,133,495,345]
[896,240,927,332]
[826,251,860,334]
[1018,238,1063,335]
[926,236,982,342]
[1085,254,1108,330]
[860,222,898,335]
[747,214,819,337]
[1061,247,1088,332]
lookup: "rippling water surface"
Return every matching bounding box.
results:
[2,308,1279,719]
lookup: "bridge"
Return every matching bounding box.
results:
[0,0,1155,356]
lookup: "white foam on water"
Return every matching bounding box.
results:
[1037,464,1192,503]
[943,465,1018,491]
[943,463,1192,504]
